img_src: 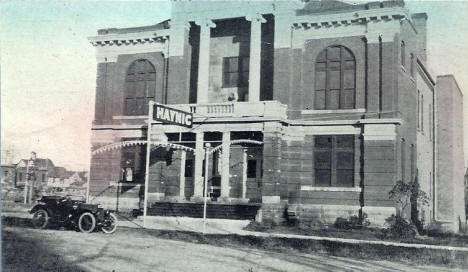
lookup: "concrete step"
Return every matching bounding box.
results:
[146,202,261,220]
[133,216,251,234]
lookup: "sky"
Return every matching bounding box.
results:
[1,0,468,171]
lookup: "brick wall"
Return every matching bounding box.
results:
[93,52,165,124]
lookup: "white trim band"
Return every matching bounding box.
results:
[301,186,362,192]
[301,108,366,115]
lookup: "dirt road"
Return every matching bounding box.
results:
[2,219,464,272]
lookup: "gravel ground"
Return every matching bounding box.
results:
[2,217,466,272]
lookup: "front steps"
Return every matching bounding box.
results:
[144,202,261,220]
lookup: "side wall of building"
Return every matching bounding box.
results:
[436,75,466,232]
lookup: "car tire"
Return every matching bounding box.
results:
[78,212,96,233]
[101,213,118,234]
[32,209,49,229]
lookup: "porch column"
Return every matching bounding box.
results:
[193,132,204,198]
[246,13,266,102]
[220,132,231,198]
[179,151,186,199]
[195,19,216,104]
[242,148,248,199]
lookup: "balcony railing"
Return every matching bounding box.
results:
[173,101,287,119]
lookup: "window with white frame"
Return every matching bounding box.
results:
[314,45,356,110]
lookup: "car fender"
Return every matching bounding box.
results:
[30,204,51,215]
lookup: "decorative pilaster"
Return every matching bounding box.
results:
[195,19,216,104]
[246,13,266,102]
[361,121,399,226]
[274,16,292,49]
[169,21,191,57]
[166,22,190,57]
[365,34,381,115]
[262,122,283,204]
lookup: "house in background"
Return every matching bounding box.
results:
[47,166,73,188]
[87,0,465,232]
[2,153,89,200]
[1,164,17,186]
[15,158,56,189]
[47,170,88,189]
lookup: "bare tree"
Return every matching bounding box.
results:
[1,144,20,165]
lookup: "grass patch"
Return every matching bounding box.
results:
[244,221,468,248]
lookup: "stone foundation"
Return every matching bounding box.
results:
[362,206,396,227]
[257,202,288,225]
[296,204,360,226]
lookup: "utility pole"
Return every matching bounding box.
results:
[23,161,29,204]
[24,152,36,204]
[203,143,211,234]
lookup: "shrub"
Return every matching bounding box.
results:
[381,214,417,239]
[388,179,430,231]
[243,220,276,232]
[334,213,371,230]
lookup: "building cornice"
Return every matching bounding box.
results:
[286,118,403,126]
[417,58,436,86]
[88,30,170,47]
[290,7,409,29]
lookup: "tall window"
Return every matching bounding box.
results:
[421,94,424,132]
[410,53,415,77]
[401,41,406,67]
[125,59,156,115]
[401,138,406,181]
[315,46,356,110]
[410,144,415,181]
[223,56,249,88]
[314,135,355,187]
[417,90,421,130]
[429,104,432,140]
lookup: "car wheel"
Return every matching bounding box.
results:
[101,213,118,234]
[78,212,96,233]
[32,209,49,229]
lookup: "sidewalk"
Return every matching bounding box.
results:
[119,215,468,253]
[4,209,468,253]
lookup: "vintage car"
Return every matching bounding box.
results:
[30,195,117,233]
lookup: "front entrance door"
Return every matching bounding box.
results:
[246,148,263,202]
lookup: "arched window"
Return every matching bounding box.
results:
[314,46,356,110]
[125,59,156,115]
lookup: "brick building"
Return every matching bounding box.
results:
[88,0,465,231]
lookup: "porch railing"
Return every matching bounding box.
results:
[173,101,287,119]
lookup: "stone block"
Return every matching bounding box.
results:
[362,206,397,227]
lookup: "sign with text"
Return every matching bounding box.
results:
[153,104,193,128]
